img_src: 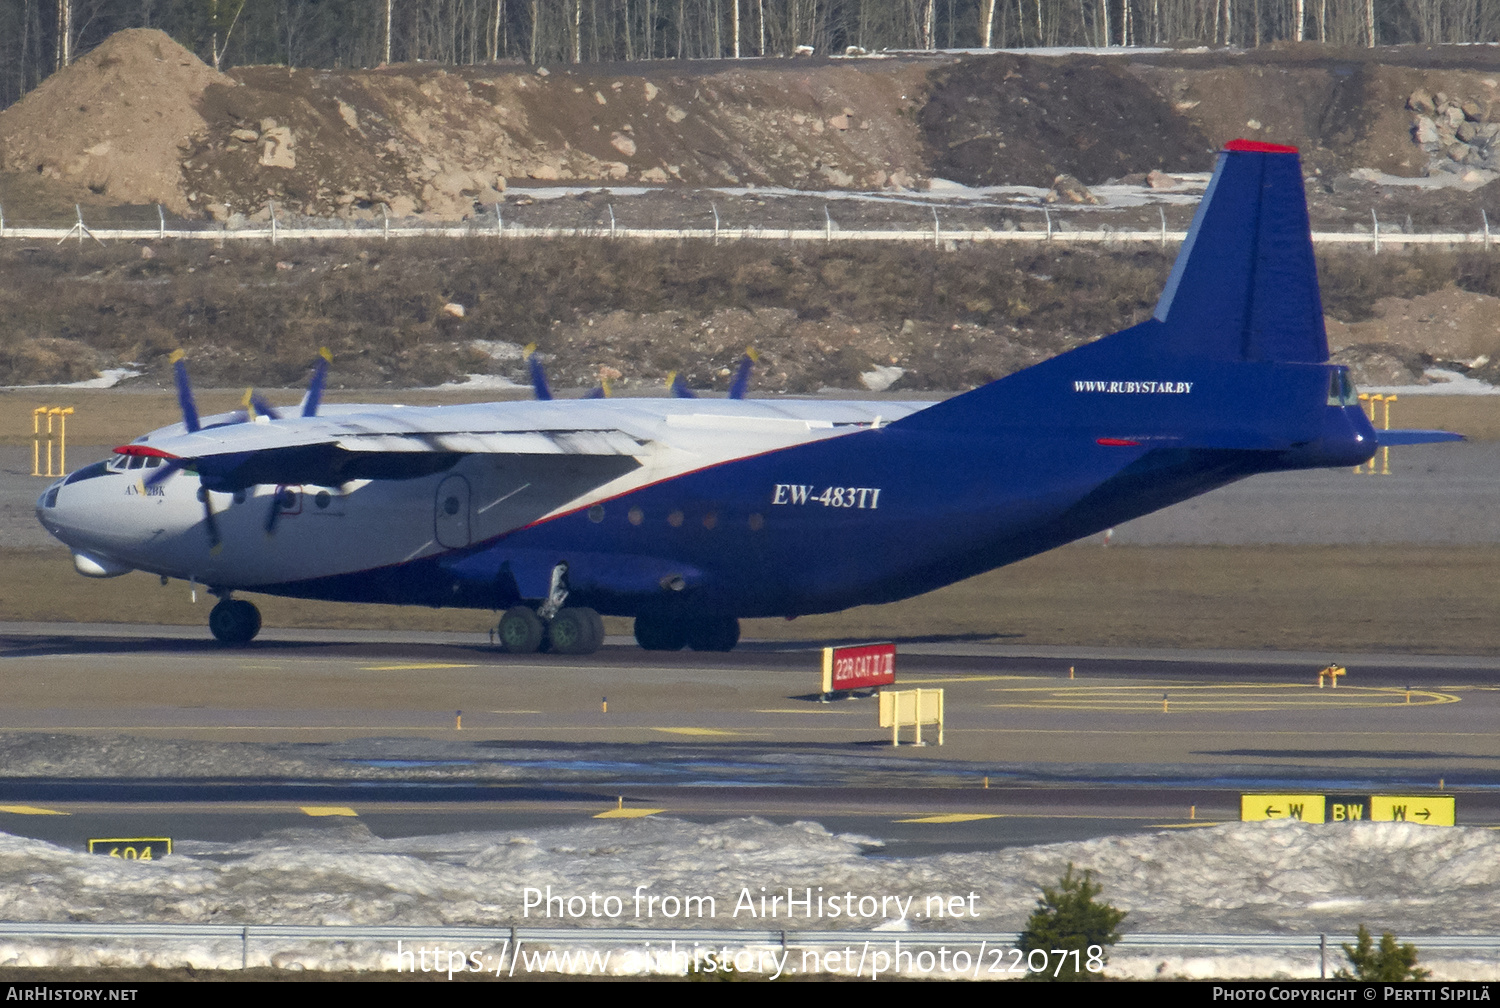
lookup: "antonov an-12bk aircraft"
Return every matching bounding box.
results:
[36,140,1458,654]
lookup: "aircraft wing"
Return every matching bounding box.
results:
[124,398,919,492]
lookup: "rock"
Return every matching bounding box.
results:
[601,161,629,179]
[1045,173,1101,205]
[1145,169,1177,189]
[535,66,549,76]
[610,132,637,157]
[1464,99,1483,121]
[1408,90,1436,115]
[644,82,659,102]
[1458,121,1478,142]
[828,114,851,130]
[1448,143,1474,163]
[259,117,278,133]
[1414,116,1441,146]
[794,44,814,55]
[337,100,360,131]
[639,167,669,182]
[258,126,295,169]
[387,195,417,217]
[595,91,607,105]
[139,245,154,259]
[229,128,258,143]
[528,164,561,180]
[860,365,904,391]
[442,302,466,318]
[1446,105,1467,128]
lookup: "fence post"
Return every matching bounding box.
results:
[931,207,940,248]
[1372,208,1380,254]
[1045,208,1053,242]
[1159,206,1167,250]
[270,201,278,246]
[712,202,720,245]
[382,203,390,241]
[495,203,502,237]
[609,203,616,238]
[1485,209,1491,251]
[1,202,5,236]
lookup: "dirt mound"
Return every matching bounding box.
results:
[178,59,934,221]
[920,54,1214,187]
[1326,287,1500,363]
[0,29,231,215]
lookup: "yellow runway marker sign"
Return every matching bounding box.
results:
[0,805,67,815]
[1371,795,1455,826]
[300,806,358,817]
[1241,794,1326,823]
[895,813,1001,824]
[594,808,664,819]
[88,838,171,859]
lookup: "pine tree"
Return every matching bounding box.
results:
[1335,925,1432,982]
[1017,863,1126,981]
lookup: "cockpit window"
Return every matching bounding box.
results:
[63,461,113,485]
[1327,368,1357,407]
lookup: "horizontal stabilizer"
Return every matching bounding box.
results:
[1374,429,1465,446]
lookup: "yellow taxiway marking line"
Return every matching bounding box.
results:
[651,727,742,737]
[299,806,358,817]
[0,805,68,816]
[594,808,665,819]
[895,813,1002,824]
[984,682,1459,711]
[362,663,478,671]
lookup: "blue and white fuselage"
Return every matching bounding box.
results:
[34,141,1461,652]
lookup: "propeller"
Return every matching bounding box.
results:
[523,344,553,401]
[169,349,202,433]
[667,371,697,399]
[300,347,332,417]
[727,347,758,400]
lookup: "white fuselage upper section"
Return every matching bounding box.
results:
[38,396,930,588]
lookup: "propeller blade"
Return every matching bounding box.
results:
[583,373,613,399]
[301,347,332,418]
[144,457,188,489]
[169,350,201,433]
[523,344,553,401]
[667,371,697,399]
[265,487,289,535]
[727,347,758,400]
[247,390,282,420]
[199,486,221,550]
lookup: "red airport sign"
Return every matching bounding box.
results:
[820,642,896,696]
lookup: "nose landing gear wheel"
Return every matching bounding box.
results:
[498,606,546,654]
[208,598,261,645]
[547,607,605,655]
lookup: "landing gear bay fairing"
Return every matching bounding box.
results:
[37,141,1458,653]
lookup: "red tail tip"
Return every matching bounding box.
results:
[1224,139,1300,154]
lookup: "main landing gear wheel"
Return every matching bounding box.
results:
[547,607,605,655]
[208,598,261,645]
[633,613,687,651]
[633,614,741,652]
[498,606,546,654]
[685,615,740,653]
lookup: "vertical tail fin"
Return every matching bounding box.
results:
[894,140,1331,435]
[1150,139,1328,364]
